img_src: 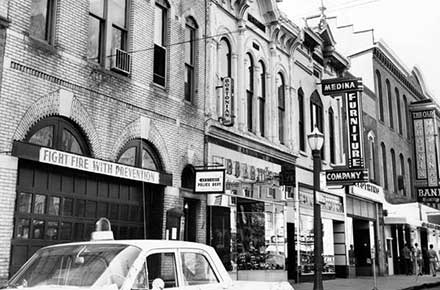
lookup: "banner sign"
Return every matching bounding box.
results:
[40,147,160,184]
[194,169,225,193]
[221,77,234,126]
[326,168,368,185]
[417,186,440,203]
[412,110,438,185]
[346,91,364,168]
[321,77,363,95]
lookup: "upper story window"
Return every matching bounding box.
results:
[391,148,397,193]
[408,158,414,199]
[88,0,128,68]
[368,132,376,182]
[153,0,169,86]
[277,73,285,144]
[403,95,410,139]
[396,88,402,135]
[184,17,197,102]
[399,153,405,196]
[26,117,90,156]
[375,70,384,122]
[329,108,335,164]
[386,79,393,129]
[30,0,56,43]
[310,90,324,158]
[245,53,254,132]
[258,61,265,137]
[298,88,305,151]
[218,38,231,78]
[381,142,388,190]
[117,139,163,171]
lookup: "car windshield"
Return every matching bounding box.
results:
[8,244,141,289]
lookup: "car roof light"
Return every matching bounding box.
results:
[90,217,114,241]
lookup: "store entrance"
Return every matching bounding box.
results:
[287,222,296,280]
[353,219,372,276]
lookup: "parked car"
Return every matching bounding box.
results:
[3,220,293,290]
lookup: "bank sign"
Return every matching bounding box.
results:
[326,168,368,186]
[417,186,440,203]
[194,169,225,193]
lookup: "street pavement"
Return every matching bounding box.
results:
[289,275,440,290]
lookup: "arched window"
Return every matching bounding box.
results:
[403,95,410,139]
[246,53,254,132]
[391,149,397,193]
[408,158,413,198]
[381,142,388,189]
[258,61,265,137]
[368,132,376,182]
[26,116,90,156]
[184,17,197,102]
[298,88,305,151]
[218,38,231,77]
[386,79,393,129]
[310,90,324,158]
[375,70,384,121]
[329,108,335,164]
[181,165,195,189]
[117,139,163,171]
[399,153,405,196]
[277,73,285,144]
[396,88,402,134]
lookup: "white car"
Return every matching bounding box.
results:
[4,230,293,290]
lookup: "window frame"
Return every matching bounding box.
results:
[117,139,163,171]
[375,70,384,122]
[381,142,388,190]
[329,108,335,164]
[184,17,197,102]
[258,61,265,137]
[30,0,56,44]
[298,88,305,151]
[153,1,169,87]
[396,88,402,134]
[386,79,393,129]
[246,53,254,132]
[277,72,285,144]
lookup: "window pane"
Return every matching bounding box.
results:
[111,26,125,51]
[109,0,126,27]
[89,0,104,17]
[154,45,166,86]
[60,222,72,240]
[47,196,60,215]
[88,15,101,62]
[29,126,53,147]
[45,221,58,240]
[16,219,30,239]
[142,149,157,170]
[147,253,177,288]
[85,200,97,218]
[185,26,194,64]
[17,192,32,213]
[32,220,45,239]
[181,252,219,285]
[63,198,73,216]
[61,129,83,154]
[154,5,164,45]
[73,223,84,240]
[34,195,46,214]
[184,65,193,102]
[218,40,230,77]
[75,199,86,217]
[30,0,49,40]
[118,147,136,166]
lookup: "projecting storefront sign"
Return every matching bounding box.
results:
[326,168,368,185]
[417,186,440,203]
[194,169,225,193]
[221,77,234,127]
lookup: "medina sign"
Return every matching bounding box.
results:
[326,168,368,186]
[321,77,363,95]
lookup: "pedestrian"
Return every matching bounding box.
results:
[428,244,438,276]
[402,243,412,275]
[414,243,423,276]
[348,244,355,266]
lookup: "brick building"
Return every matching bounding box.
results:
[0,0,206,279]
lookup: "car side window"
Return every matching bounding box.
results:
[132,263,147,289]
[181,252,219,286]
[146,253,177,289]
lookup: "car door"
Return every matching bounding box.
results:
[177,249,225,290]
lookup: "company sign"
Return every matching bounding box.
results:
[221,77,234,126]
[346,92,364,168]
[194,169,225,193]
[321,78,363,95]
[326,168,368,185]
[417,186,440,203]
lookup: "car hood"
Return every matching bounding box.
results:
[230,280,294,290]
[2,285,118,290]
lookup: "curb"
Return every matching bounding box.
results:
[401,281,440,290]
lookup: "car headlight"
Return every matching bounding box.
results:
[270,281,294,290]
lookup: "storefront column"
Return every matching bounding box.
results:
[0,155,18,281]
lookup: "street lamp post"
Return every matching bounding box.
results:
[308,126,325,290]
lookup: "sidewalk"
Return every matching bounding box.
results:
[289,275,440,290]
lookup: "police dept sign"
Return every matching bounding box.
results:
[195,169,225,193]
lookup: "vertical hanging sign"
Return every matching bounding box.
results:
[221,77,234,127]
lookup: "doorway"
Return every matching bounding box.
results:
[287,223,296,280]
[353,219,372,276]
[183,198,198,242]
